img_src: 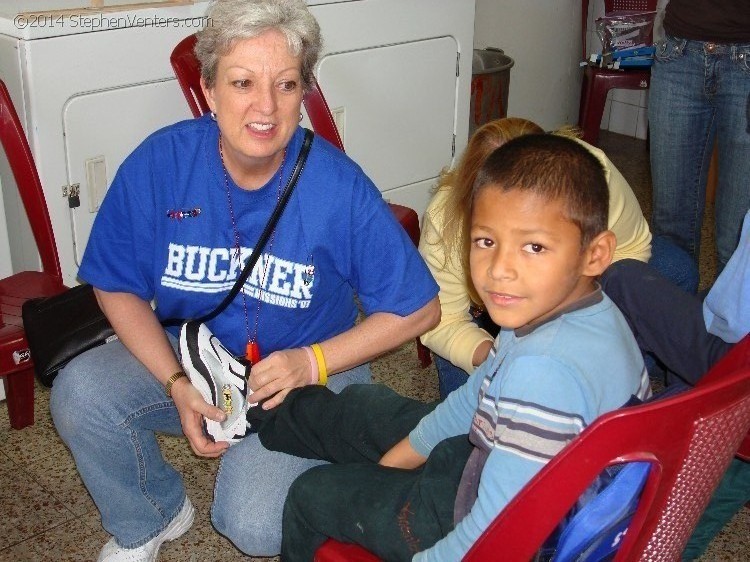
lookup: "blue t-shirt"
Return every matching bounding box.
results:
[79,116,438,356]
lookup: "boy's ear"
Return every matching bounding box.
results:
[582,230,616,277]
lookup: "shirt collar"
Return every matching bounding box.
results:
[513,283,603,338]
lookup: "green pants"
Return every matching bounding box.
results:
[252,384,473,561]
[682,457,750,560]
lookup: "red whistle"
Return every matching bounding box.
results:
[246,341,261,365]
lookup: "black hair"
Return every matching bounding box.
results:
[472,134,609,247]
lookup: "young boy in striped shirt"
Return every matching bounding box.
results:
[250,134,650,561]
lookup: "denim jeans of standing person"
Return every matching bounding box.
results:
[50,331,371,554]
[648,235,700,295]
[649,35,750,274]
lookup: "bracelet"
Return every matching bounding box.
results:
[303,346,318,385]
[165,370,187,398]
[310,343,328,386]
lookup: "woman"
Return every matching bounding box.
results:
[419,117,652,398]
[49,1,439,560]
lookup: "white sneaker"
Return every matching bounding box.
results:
[179,320,253,444]
[97,497,195,562]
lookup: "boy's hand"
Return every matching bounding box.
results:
[379,436,427,469]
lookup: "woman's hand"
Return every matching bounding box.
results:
[94,289,233,456]
[247,347,313,409]
[170,376,230,458]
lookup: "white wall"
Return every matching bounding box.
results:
[0,174,13,403]
[0,178,12,279]
[474,0,647,140]
[473,0,582,131]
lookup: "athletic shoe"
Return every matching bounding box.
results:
[97,497,195,562]
[179,320,251,444]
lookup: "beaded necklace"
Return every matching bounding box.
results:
[219,134,286,363]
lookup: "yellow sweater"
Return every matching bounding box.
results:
[418,140,652,374]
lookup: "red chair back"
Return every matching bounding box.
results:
[0,81,61,281]
[316,336,750,561]
[464,335,750,561]
[0,79,65,429]
[578,0,658,144]
[170,34,209,118]
[605,0,656,12]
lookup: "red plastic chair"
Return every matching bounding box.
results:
[0,80,66,429]
[578,0,656,145]
[170,34,432,368]
[316,335,750,561]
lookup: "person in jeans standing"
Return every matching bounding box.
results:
[648,0,750,275]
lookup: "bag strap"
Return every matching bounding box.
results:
[163,128,314,326]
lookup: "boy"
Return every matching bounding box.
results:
[249,134,651,561]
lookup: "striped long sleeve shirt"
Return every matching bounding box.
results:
[410,290,651,562]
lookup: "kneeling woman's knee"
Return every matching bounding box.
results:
[50,352,109,440]
[211,489,284,556]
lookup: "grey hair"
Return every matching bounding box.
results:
[196,0,322,91]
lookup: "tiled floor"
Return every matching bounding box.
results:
[1,131,747,561]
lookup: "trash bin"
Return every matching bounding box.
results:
[470,48,514,137]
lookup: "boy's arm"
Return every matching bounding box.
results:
[383,354,494,467]
[408,351,493,458]
[379,437,427,469]
[381,353,497,468]
[415,357,594,562]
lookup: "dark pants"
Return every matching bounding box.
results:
[600,259,731,385]
[250,384,472,562]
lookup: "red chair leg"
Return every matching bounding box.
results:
[579,67,611,145]
[417,338,432,368]
[4,367,35,429]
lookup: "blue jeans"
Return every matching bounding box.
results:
[648,235,699,295]
[648,35,750,273]
[433,353,470,400]
[50,332,371,553]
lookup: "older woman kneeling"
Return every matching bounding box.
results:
[49,1,439,560]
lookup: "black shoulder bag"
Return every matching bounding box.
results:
[22,129,313,387]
